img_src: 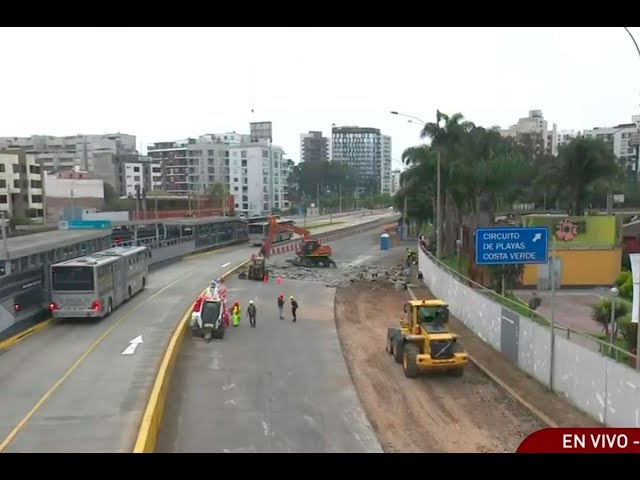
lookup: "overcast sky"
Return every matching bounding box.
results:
[1,27,639,170]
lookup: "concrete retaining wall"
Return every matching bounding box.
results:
[417,246,640,427]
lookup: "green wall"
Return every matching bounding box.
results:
[522,215,616,246]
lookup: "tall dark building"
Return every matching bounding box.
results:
[299,131,329,163]
[331,126,392,195]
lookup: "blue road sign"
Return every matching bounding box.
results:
[475,227,549,265]
[68,219,112,230]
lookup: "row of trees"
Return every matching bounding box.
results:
[287,160,392,212]
[395,110,621,261]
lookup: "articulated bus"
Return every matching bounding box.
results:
[248,219,295,246]
[49,245,150,319]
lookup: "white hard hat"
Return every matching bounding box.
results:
[249,300,254,304]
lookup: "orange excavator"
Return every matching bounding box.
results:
[259,215,337,268]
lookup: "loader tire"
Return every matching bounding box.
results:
[450,367,464,377]
[393,340,404,364]
[386,337,393,355]
[402,343,420,378]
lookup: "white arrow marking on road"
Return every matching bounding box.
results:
[221,262,231,268]
[122,335,143,355]
[532,233,542,242]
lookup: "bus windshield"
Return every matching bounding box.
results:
[52,266,95,291]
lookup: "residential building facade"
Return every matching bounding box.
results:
[0,133,136,172]
[331,126,391,195]
[0,151,44,223]
[557,129,580,147]
[391,169,402,194]
[500,110,559,157]
[147,132,289,217]
[583,114,640,179]
[381,135,392,194]
[300,131,329,163]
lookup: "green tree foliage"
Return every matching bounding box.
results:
[287,160,391,212]
[397,110,620,260]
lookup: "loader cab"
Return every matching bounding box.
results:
[404,299,449,332]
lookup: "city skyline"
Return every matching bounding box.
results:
[1,27,638,170]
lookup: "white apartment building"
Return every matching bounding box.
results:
[500,110,559,157]
[381,135,392,194]
[0,151,44,222]
[0,133,136,172]
[147,132,289,217]
[122,157,162,197]
[391,169,402,194]
[583,114,640,176]
[557,129,581,146]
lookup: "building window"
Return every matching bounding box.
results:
[0,180,5,188]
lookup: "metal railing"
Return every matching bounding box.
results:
[418,243,638,368]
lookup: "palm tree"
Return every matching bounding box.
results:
[554,137,618,215]
[419,112,475,256]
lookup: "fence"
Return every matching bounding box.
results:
[417,244,640,427]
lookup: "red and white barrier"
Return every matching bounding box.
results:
[267,217,395,257]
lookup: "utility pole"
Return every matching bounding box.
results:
[339,184,343,213]
[222,180,227,217]
[1,211,8,264]
[403,193,408,240]
[436,148,442,259]
[70,188,75,221]
[316,183,320,217]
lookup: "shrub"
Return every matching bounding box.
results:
[616,270,631,287]
[618,317,638,354]
[591,298,630,337]
[620,276,633,300]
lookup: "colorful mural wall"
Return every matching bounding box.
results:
[520,215,620,288]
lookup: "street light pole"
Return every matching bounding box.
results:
[390,110,441,255]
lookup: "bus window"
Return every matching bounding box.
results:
[51,266,95,292]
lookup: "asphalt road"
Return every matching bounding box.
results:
[0,216,386,453]
[156,227,400,453]
[0,243,255,453]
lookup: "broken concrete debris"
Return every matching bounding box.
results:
[238,260,411,288]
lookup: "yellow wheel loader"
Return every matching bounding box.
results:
[386,299,469,378]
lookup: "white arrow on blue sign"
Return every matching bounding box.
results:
[475,227,549,266]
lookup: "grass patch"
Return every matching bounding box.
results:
[440,255,470,276]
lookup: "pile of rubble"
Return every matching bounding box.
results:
[264,261,412,288]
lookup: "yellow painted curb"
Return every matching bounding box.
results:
[0,318,55,352]
[132,258,252,453]
[406,287,557,429]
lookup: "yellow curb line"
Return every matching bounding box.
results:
[132,258,251,453]
[0,318,55,352]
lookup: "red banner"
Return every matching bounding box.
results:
[517,428,640,453]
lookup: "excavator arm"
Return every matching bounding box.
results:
[260,215,312,258]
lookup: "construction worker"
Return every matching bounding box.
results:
[247,300,257,328]
[277,294,285,319]
[232,301,241,327]
[290,296,299,323]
